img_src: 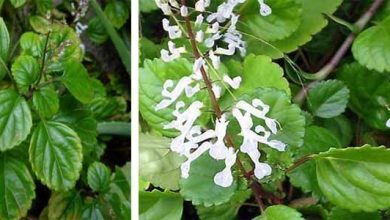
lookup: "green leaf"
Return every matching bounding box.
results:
[20,32,44,57]
[239,0,302,41]
[140,133,185,190]
[196,189,251,220]
[0,152,35,220]
[140,191,183,220]
[81,202,104,220]
[307,80,350,118]
[139,58,211,137]
[352,16,390,73]
[328,207,381,220]
[47,191,83,220]
[243,0,343,58]
[29,16,51,34]
[107,192,131,220]
[35,0,53,14]
[110,163,131,201]
[180,153,238,207]
[29,121,82,191]
[0,17,10,80]
[316,115,353,146]
[11,55,40,93]
[314,145,390,212]
[232,55,291,98]
[104,1,129,29]
[32,85,59,118]
[62,60,94,103]
[337,63,390,130]
[288,126,341,198]
[253,205,304,220]
[140,0,158,12]
[0,89,32,152]
[10,0,26,8]
[87,17,108,44]
[88,162,112,193]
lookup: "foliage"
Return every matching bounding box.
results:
[0,0,130,218]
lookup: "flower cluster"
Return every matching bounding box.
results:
[154,0,285,188]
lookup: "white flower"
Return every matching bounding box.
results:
[196,30,204,42]
[181,142,212,178]
[387,118,390,128]
[195,14,204,27]
[258,0,272,16]
[161,41,186,62]
[155,0,172,15]
[180,5,189,17]
[205,32,223,48]
[195,0,211,12]
[209,114,230,160]
[206,22,220,34]
[192,58,205,80]
[212,84,222,98]
[156,76,193,110]
[223,75,241,89]
[162,18,182,39]
[209,50,221,69]
[214,147,237,187]
[214,44,236,56]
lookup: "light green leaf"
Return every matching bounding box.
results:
[0,152,35,220]
[140,191,183,220]
[47,191,83,220]
[196,189,251,220]
[35,0,53,14]
[352,16,390,73]
[140,0,158,12]
[0,89,32,152]
[88,162,111,193]
[243,0,343,58]
[328,207,381,220]
[239,0,302,41]
[107,192,131,220]
[140,133,185,190]
[104,1,129,29]
[253,205,304,220]
[62,60,94,104]
[307,80,350,118]
[20,32,44,57]
[11,55,40,93]
[29,121,82,191]
[232,55,291,98]
[180,153,238,207]
[29,16,51,34]
[10,0,26,8]
[0,17,9,80]
[32,85,59,118]
[288,126,341,198]
[139,58,211,137]
[337,63,390,130]
[110,163,131,200]
[315,145,390,212]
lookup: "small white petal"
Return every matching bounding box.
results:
[267,140,286,151]
[180,5,188,17]
[185,83,200,97]
[386,118,390,128]
[195,14,204,27]
[195,30,204,42]
[254,162,272,179]
[209,51,221,69]
[259,2,272,16]
[223,75,241,89]
[212,84,222,98]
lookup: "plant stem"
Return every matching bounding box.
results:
[90,0,131,76]
[97,121,131,137]
[180,0,266,212]
[294,0,384,104]
[286,154,314,173]
[38,32,51,83]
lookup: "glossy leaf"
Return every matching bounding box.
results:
[87,162,112,193]
[11,55,40,93]
[307,80,350,118]
[32,85,59,118]
[29,16,51,34]
[47,191,83,220]
[87,17,108,44]
[0,90,32,151]
[29,121,83,191]
[0,17,9,80]
[315,145,390,212]
[140,191,183,220]
[140,133,184,190]
[328,207,381,220]
[0,152,35,220]
[239,0,302,41]
[352,16,390,72]
[20,32,44,57]
[180,153,238,207]
[253,205,304,220]
[62,60,94,104]
[288,126,341,198]
[337,63,390,130]
[81,202,104,220]
[139,58,211,137]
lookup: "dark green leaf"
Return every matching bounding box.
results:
[104,1,129,29]
[253,205,304,220]
[87,162,111,193]
[32,85,59,118]
[0,17,9,80]
[47,191,83,220]
[0,89,32,151]
[29,121,82,191]
[87,17,108,44]
[328,207,381,220]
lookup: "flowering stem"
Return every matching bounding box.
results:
[294,0,384,104]
[180,0,267,212]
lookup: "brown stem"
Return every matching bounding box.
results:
[294,0,384,104]
[180,0,267,212]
